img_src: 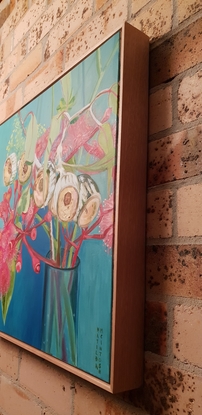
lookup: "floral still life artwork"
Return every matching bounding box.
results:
[0,33,120,382]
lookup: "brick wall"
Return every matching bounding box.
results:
[0,1,202,414]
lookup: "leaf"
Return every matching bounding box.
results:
[16,186,30,215]
[63,150,115,174]
[61,73,75,111]
[24,114,38,164]
[43,114,61,173]
[57,98,67,114]
[98,123,114,156]
[1,259,16,324]
[109,83,119,115]
[96,48,102,78]
[70,116,79,125]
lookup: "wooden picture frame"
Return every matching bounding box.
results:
[0,22,149,393]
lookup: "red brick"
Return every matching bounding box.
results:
[9,43,42,91]
[145,301,167,356]
[0,376,41,415]
[0,38,27,84]
[1,0,28,44]
[177,184,202,236]
[74,380,146,415]
[0,1,11,28]
[6,88,23,119]
[150,18,202,87]
[131,0,151,15]
[178,70,202,124]
[95,0,108,10]
[147,189,173,238]
[13,0,47,47]
[148,125,202,186]
[44,0,93,59]
[177,0,202,23]
[0,78,9,101]
[149,87,172,135]
[145,359,202,415]
[0,100,7,124]
[28,0,69,52]
[24,49,63,104]
[19,351,73,415]
[65,0,127,72]
[146,245,202,298]
[131,0,173,40]
[0,338,19,379]
[173,305,202,367]
[2,32,12,59]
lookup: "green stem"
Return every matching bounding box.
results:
[91,40,119,101]
[61,277,77,365]
[56,220,61,266]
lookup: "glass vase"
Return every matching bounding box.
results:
[41,256,80,366]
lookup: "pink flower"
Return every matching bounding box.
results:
[0,189,12,223]
[61,111,99,161]
[0,221,16,251]
[35,128,50,159]
[16,261,22,273]
[31,253,40,274]
[99,193,114,250]
[22,198,38,228]
[83,141,105,159]
[16,251,22,273]
[0,248,10,295]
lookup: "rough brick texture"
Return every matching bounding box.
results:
[177,184,202,236]
[147,189,173,238]
[144,360,202,415]
[0,338,19,379]
[146,245,202,298]
[150,18,202,87]
[149,86,172,135]
[173,305,202,367]
[0,375,41,415]
[19,351,73,415]
[145,301,167,356]
[131,0,173,40]
[177,0,202,23]
[148,125,202,186]
[178,70,202,124]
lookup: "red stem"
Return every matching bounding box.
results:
[23,235,57,268]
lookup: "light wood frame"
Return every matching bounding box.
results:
[0,22,149,393]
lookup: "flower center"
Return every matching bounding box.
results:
[38,178,43,192]
[23,164,28,174]
[64,192,72,206]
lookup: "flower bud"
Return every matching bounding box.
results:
[31,254,40,274]
[44,210,52,222]
[30,227,37,240]
[16,252,22,273]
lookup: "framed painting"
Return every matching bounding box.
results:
[0,23,148,393]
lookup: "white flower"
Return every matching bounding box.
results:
[3,153,17,186]
[18,153,32,184]
[33,162,57,208]
[53,172,79,222]
[76,174,101,228]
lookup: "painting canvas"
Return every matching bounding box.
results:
[0,32,119,383]
[0,23,149,393]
